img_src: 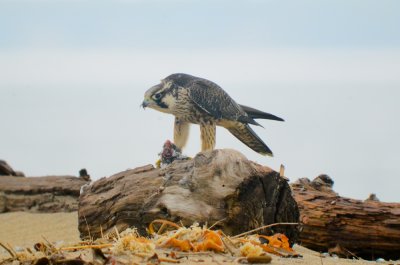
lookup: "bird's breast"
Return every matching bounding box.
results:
[175,108,216,125]
[169,89,217,125]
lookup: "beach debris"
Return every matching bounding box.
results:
[237,255,272,264]
[0,175,88,213]
[79,169,91,181]
[292,174,400,260]
[0,160,24,177]
[149,220,225,253]
[78,149,300,247]
[365,193,380,202]
[0,220,299,265]
[240,242,263,257]
[113,228,155,255]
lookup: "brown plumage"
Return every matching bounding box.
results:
[142,73,284,156]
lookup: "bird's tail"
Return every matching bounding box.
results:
[239,104,284,122]
[227,123,273,156]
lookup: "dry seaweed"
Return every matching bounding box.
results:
[0,220,299,265]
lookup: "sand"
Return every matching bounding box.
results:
[0,212,80,249]
[0,212,397,264]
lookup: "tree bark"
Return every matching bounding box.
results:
[0,160,24,177]
[292,175,400,260]
[78,149,300,244]
[0,175,88,213]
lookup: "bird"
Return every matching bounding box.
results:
[141,73,284,156]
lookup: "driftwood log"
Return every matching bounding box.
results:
[78,149,300,244]
[0,160,24,177]
[292,176,400,260]
[0,175,88,213]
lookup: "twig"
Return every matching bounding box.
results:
[41,236,55,248]
[148,219,181,235]
[133,252,152,258]
[0,258,14,265]
[157,223,167,235]
[208,218,227,230]
[6,243,18,259]
[114,226,121,241]
[220,232,237,247]
[0,242,16,258]
[173,251,212,256]
[59,244,114,251]
[100,225,104,239]
[83,215,92,242]
[344,247,359,260]
[219,231,237,256]
[221,237,236,256]
[231,223,299,239]
[279,164,285,177]
[41,236,59,254]
[158,257,180,263]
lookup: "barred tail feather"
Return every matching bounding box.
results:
[228,123,273,156]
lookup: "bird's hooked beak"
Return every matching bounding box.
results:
[142,83,162,109]
[141,99,150,109]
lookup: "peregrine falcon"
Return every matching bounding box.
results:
[141,73,284,156]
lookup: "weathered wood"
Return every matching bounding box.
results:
[0,160,24,177]
[0,175,88,213]
[292,175,400,260]
[78,149,300,244]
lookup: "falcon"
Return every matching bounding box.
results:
[141,73,284,156]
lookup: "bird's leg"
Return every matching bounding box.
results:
[174,118,190,150]
[200,122,216,152]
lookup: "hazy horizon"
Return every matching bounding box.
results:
[1,0,399,202]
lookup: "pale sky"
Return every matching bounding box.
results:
[1,0,399,202]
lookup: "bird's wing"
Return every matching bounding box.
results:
[239,104,284,122]
[228,122,273,156]
[188,80,260,125]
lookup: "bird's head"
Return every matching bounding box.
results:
[142,73,194,113]
[141,80,175,114]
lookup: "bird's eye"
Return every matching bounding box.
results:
[153,93,162,100]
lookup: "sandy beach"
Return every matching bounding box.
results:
[1,211,398,264]
[0,212,80,248]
